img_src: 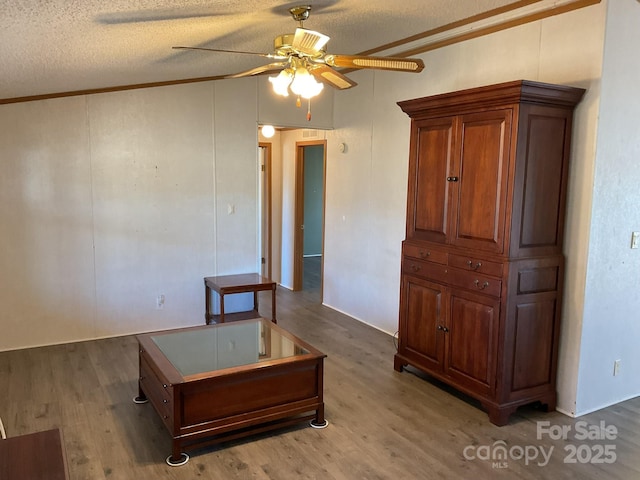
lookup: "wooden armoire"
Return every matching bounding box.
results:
[393,80,585,425]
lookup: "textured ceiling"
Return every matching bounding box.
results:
[0,0,523,101]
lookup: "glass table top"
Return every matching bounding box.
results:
[151,319,308,377]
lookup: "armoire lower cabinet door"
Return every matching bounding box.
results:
[445,289,500,397]
[398,275,446,372]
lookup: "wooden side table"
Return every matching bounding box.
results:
[0,428,69,479]
[204,273,277,324]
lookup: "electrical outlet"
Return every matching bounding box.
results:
[613,359,621,376]
[156,294,165,309]
[632,232,640,249]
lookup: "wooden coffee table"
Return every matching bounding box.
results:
[134,318,327,466]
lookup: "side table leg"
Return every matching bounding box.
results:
[253,291,259,315]
[271,285,277,324]
[205,284,211,325]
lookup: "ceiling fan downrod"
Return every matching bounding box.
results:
[289,5,311,26]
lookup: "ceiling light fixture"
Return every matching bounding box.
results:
[261,125,275,138]
[268,58,323,121]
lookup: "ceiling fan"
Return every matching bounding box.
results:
[173,5,425,118]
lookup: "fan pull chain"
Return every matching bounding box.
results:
[307,98,312,121]
[296,95,301,108]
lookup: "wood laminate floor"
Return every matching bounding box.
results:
[1,288,638,479]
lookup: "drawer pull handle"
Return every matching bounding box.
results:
[437,325,449,333]
[474,280,489,290]
[466,260,482,270]
[446,176,459,182]
[411,264,421,272]
[163,399,169,403]
[419,250,431,258]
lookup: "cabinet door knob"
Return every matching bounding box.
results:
[446,176,459,182]
[474,279,489,290]
[437,325,443,331]
[466,260,482,270]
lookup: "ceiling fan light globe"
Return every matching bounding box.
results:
[301,80,324,99]
[290,67,323,99]
[269,70,293,96]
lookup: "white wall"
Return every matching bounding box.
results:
[321,2,609,414]
[576,0,640,415]
[1,97,97,346]
[0,80,260,349]
[0,67,337,351]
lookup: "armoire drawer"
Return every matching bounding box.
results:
[447,268,502,297]
[402,257,448,280]
[448,254,504,277]
[403,244,448,265]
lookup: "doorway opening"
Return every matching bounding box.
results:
[293,141,326,295]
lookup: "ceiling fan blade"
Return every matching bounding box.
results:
[97,10,230,25]
[325,55,425,73]
[172,46,287,60]
[309,65,357,90]
[222,62,287,79]
[292,28,330,56]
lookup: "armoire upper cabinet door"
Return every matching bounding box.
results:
[450,109,513,253]
[406,116,455,243]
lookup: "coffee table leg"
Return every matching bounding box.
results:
[310,404,328,429]
[166,442,189,467]
[133,384,148,404]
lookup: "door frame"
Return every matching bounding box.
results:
[293,140,327,292]
[259,142,273,280]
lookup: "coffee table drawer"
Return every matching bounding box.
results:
[139,354,174,428]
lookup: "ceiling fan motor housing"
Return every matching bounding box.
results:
[274,34,295,56]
